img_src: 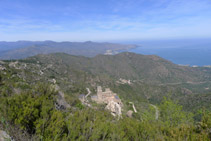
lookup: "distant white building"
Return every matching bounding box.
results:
[204,65,211,68]
[104,50,113,55]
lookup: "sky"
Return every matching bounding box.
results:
[0,0,211,41]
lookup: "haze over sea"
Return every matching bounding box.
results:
[124,38,211,66]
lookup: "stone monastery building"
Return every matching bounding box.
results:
[91,86,122,105]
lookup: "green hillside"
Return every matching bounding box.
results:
[26,52,211,83]
[0,52,211,140]
[5,52,210,105]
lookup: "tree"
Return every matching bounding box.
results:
[159,97,193,127]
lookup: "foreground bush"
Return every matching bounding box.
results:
[0,83,211,140]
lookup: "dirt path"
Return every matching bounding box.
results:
[129,102,137,113]
[158,81,211,86]
[150,104,159,120]
[85,88,91,98]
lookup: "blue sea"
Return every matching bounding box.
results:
[125,39,211,66]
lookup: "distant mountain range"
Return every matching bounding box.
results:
[0,41,136,60]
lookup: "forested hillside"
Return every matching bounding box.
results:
[22,52,211,83]
[0,52,211,140]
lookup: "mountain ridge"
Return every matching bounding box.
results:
[25,52,211,85]
[0,41,137,59]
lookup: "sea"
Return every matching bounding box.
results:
[124,39,211,66]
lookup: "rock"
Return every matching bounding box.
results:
[181,88,192,95]
[49,79,56,84]
[126,110,133,118]
[105,101,122,118]
[0,130,12,141]
[56,91,71,110]
[39,70,44,75]
[9,61,19,69]
[53,85,71,110]
[52,79,56,84]
[0,66,6,71]
[117,78,132,85]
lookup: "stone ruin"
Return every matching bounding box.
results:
[105,101,122,117]
[91,86,122,104]
[91,86,123,117]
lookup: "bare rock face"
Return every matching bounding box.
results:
[126,110,133,118]
[9,61,19,69]
[53,85,71,110]
[105,101,122,118]
[0,130,12,141]
[0,65,6,71]
[56,91,71,110]
[181,88,192,95]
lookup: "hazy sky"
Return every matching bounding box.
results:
[1,0,211,41]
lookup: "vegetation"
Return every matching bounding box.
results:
[0,83,211,140]
[0,52,211,140]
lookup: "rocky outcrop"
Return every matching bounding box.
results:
[55,91,71,110]
[0,65,6,71]
[181,88,192,95]
[54,85,70,110]
[0,130,12,141]
[105,101,122,118]
[126,110,133,118]
[116,78,132,85]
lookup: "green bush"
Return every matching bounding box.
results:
[0,82,211,140]
[159,97,193,127]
